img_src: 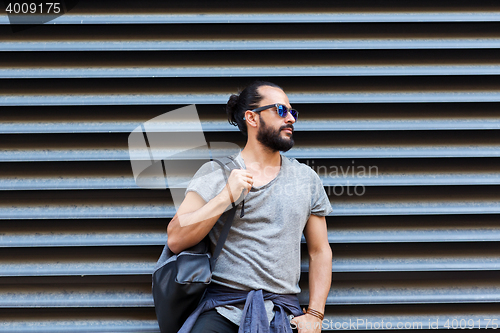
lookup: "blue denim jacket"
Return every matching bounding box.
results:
[177,283,304,333]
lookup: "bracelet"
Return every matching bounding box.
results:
[306,308,324,321]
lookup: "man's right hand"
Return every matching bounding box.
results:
[167,167,252,254]
[224,169,253,203]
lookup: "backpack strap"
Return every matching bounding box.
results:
[209,156,242,267]
[217,156,246,218]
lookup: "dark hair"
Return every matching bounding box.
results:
[226,80,282,136]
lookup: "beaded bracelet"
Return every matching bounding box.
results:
[306,308,324,321]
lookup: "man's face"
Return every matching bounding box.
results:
[254,86,296,152]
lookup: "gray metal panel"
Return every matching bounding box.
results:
[0,283,153,308]
[5,91,500,105]
[1,1,500,331]
[2,0,499,24]
[307,243,500,272]
[3,276,500,309]
[4,243,500,276]
[1,187,500,219]
[1,102,500,133]
[2,158,500,190]
[3,214,499,248]
[3,305,500,332]
[326,215,500,243]
[316,279,500,305]
[4,13,500,25]
[6,64,500,78]
[0,219,166,247]
[1,23,500,51]
[4,75,500,105]
[2,131,500,161]
[2,38,500,52]
[320,303,500,330]
[3,50,500,79]
[3,214,500,248]
[0,308,159,333]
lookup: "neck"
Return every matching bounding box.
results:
[241,136,281,168]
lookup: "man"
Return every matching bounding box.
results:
[167,81,332,333]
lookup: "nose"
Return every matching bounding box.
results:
[285,109,296,124]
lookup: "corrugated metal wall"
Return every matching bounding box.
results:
[1,0,500,331]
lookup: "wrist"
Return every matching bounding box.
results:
[224,183,235,203]
[305,307,324,321]
[214,187,233,208]
[305,302,325,314]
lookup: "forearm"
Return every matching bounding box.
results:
[307,246,332,313]
[167,187,232,253]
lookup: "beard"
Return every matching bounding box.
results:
[256,116,295,152]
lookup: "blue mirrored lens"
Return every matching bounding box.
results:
[276,105,298,120]
[276,105,286,117]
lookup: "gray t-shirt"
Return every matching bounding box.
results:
[185,152,332,325]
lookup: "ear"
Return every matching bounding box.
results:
[244,110,259,129]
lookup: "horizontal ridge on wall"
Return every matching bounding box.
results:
[4,76,500,105]
[1,214,500,248]
[1,158,500,190]
[2,23,500,51]
[1,102,500,133]
[2,131,500,161]
[0,214,500,246]
[3,273,500,308]
[0,186,499,219]
[2,50,500,79]
[2,242,500,276]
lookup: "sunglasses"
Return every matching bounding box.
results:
[249,103,299,121]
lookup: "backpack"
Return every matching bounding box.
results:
[152,156,242,333]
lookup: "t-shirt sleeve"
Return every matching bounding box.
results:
[185,161,228,203]
[310,170,333,216]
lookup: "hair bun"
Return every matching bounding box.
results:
[226,94,240,126]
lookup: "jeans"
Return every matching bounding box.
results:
[190,309,239,333]
[189,307,299,333]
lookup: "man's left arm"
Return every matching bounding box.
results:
[291,214,332,332]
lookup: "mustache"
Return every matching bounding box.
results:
[280,124,294,132]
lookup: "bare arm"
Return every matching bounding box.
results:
[303,214,332,313]
[292,214,332,332]
[167,169,253,254]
